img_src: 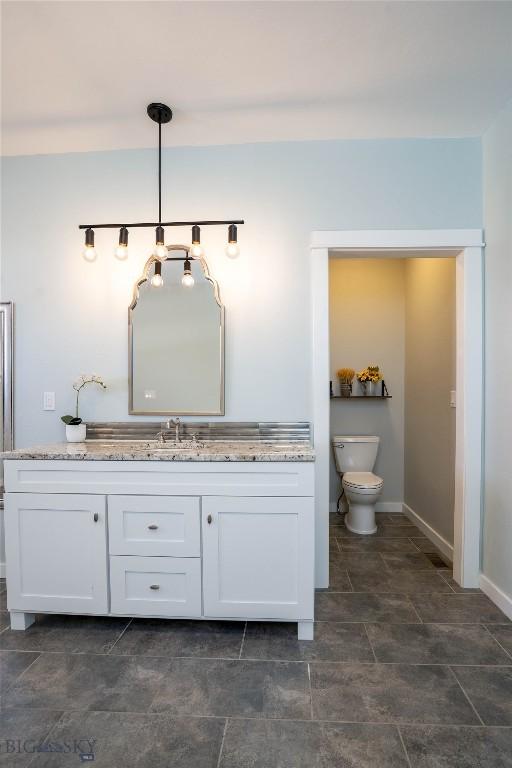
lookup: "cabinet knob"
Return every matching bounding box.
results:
[93,512,99,523]
[207,514,213,525]
[149,584,160,590]
[148,524,158,530]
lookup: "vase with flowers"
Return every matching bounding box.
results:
[337,368,355,397]
[357,365,382,396]
[61,374,107,442]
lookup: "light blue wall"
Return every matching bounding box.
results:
[1,138,482,446]
[482,101,512,604]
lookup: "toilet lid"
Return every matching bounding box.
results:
[343,471,383,490]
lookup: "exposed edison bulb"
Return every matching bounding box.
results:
[154,244,167,260]
[82,245,97,262]
[190,243,203,258]
[151,273,164,288]
[182,272,195,287]
[114,244,128,261]
[225,242,240,259]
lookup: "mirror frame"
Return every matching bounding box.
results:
[128,244,225,416]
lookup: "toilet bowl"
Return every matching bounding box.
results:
[342,471,383,534]
[332,436,384,535]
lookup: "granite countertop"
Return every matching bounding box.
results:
[0,440,315,462]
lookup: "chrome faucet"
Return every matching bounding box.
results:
[156,418,182,444]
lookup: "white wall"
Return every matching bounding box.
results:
[404,258,456,545]
[0,139,481,448]
[482,100,512,606]
[329,258,405,507]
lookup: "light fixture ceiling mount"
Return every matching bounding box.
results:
[80,103,244,262]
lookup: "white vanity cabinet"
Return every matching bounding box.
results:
[3,458,315,639]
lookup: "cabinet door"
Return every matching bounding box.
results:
[4,493,108,614]
[202,496,314,620]
[108,495,200,557]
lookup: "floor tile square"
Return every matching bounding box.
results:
[486,625,512,658]
[382,552,437,571]
[333,552,386,575]
[337,524,422,539]
[452,666,512,725]
[366,623,510,664]
[0,615,130,655]
[411,594,511,624]
[4,652,171,712]
[316,592,420,623]
[0,709,63,767]
[326,563,353,592]
[0,650,40,695]
[349,570,453,594]
[29,711,225,768]
[109,618,245,659]
[401,725,512,768]
[149,658,311,719]
[219,719,409,768]
[338,538,419,553]
[241,621,374,662]
[310,663,480,724]
[410,537,444,553]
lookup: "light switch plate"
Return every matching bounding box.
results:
[43,391,55,411]
[450,390,456,408]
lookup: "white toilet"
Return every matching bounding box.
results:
[332,435,384,534]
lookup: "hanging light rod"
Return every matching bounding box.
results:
[79,102,244,261]
[79,220,244,230]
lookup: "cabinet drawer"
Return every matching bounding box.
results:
[108,496,200,556]
[110,556,201,617]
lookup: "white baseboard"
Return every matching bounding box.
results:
[480,574,512,621]
[0,562,5,579]
[402,503,454,562]
[329,501,403,514]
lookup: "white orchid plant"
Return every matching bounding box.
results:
[61,374,107,426]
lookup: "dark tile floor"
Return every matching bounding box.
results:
[1,511,511,766]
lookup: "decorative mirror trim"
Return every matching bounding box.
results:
[128,245,225,416]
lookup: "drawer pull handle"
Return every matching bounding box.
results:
[207,514,213,525]
[149,584,160,590]
[148,524,158,530]
[93,512,99,523]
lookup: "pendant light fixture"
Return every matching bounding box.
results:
[182,258,195,287]
[150,260,163,288]
[80,103,244,262]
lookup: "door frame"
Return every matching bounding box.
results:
[311,229,484,589]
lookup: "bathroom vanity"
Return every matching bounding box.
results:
[2,440,315,639]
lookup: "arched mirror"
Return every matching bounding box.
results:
[129,246,224,415]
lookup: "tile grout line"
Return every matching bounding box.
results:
[4,651,43,694]
[106,618,133,654]
[482,624,512,662]
[448,666,486,726]
[238,622,247,660]
[362,622,378,662]
[345,569,355,593]
[7,704,512,728]
[25,711,69,768]
[397,726,414,768]
[307,662,314,720]
[215,719,229,768]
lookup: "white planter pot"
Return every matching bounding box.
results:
[66,423,86,442]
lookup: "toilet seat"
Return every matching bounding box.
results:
[343,471,383,491]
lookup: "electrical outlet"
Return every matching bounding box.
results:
[450,390,456,408]
[43,391,55,411]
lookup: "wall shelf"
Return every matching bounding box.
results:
[330,395,392,400]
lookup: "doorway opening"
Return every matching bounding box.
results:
[311,230,484,590]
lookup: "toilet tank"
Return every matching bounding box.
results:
[332,435,380,473]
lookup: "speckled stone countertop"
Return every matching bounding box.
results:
[1,440,315,462]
